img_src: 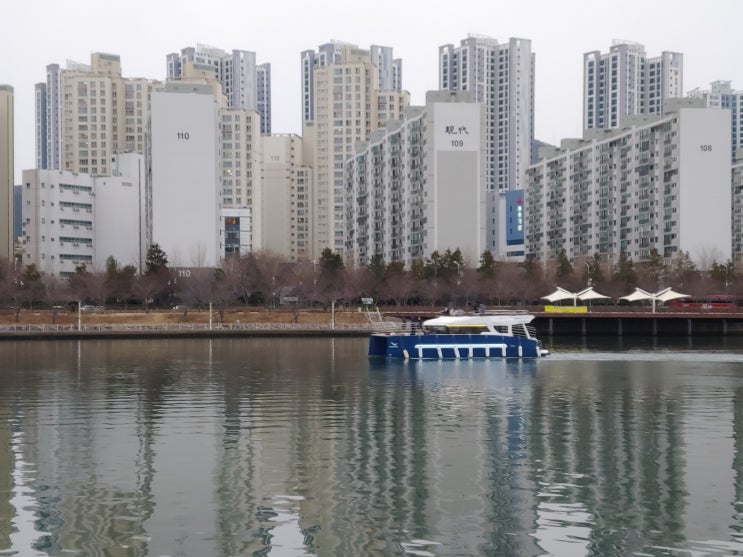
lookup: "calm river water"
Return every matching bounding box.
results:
[1,336,743,556]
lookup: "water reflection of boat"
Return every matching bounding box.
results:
[369,312,549,360]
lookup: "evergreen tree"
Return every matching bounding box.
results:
[613,250,637,291]
[477,250,497,278]
[645,248,666,290]
[145,243,169,275]
[555,249,573,283]
[710,259,734,291]
[586,252,605,288]
[669,250,697,288]
[368,253,385,281]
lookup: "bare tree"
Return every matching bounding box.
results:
[131,273,163,313]
[43,275,71,324]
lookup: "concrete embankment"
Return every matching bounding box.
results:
[0,323,392,341]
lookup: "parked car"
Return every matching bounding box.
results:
[81,305,104,313]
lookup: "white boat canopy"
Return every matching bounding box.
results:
[542,286,611,306]
[619,287,690,313]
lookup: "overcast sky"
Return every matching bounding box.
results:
[3,0,742,183]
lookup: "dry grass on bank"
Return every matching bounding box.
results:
[0,307,379,326]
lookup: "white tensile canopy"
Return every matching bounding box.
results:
[542,286,611,306]
[619,287,690,313]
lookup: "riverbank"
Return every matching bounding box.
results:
[0,306,380,326]
[0,307,399,340]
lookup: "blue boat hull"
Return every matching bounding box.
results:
[369,333,545,359]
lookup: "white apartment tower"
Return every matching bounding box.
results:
[150,84,223,268]
[345,91,486,269]
[439,35,535,193]
[0,86,12,261]
[34,53,153,176]
[167,44,272,135]
[301,42,409,257]
[526,103,730,267]
[688,81,743,161]
[584,40,683,131]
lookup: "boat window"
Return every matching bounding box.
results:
[423,326,449,334]
[494,325,509,334]
[449,326,489,334]
[512,324,528,338]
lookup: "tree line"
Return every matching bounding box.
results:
[0,244,738,321]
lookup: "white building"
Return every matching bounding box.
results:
[167,44,272,135]
[526,102,731,267]
[345,91,486,269]
[21,153,146,276]
[150,84,223,268]
[0,85,12,261]
[301,42,409,257]
[688,81,743,161]
[584,40,683,131]
[262,134,313,261]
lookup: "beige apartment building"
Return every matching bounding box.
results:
[53,53,153,176]
[0,85,12,261]
[302,44,409,257]
[262,134,313,260]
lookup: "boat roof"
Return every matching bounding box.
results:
[423,313,535,327]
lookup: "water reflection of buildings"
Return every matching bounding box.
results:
[528,361,688,554]
[5,341,743,555]
[0,395,13,549]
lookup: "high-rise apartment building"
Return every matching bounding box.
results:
[35,53,154,176]
[345,91,486,269]
[151,84,223,268]
[688,81,743,161]
[733,154,743,262]
[0,85,12,261]
[301,42,402,124]
[167,44,272,134]
[584,40,683,131]
[160,64,262,255]
[526,102,730,266]
[439,35,535,194]
[262,134,313,261]
[301,42,409,257]
[221,108,262,242]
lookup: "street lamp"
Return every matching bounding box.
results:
[584,261,592,287]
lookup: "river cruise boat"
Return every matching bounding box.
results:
[369,311,549,360]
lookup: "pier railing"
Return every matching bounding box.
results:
[0,321,403,335]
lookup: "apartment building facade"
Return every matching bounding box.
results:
[21,153,146,276]
[0,85,12,261]
[584,41,683,131]
[439,35,535,194]
[35,53,153,176]
[301,43,409,257]
[150,84,223,268]
[688,81,743,161]
[525,103,730,267]
[167,44,272,134]
[733,153,743,261]
[262,134,313,261]
[345,91,486,269]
